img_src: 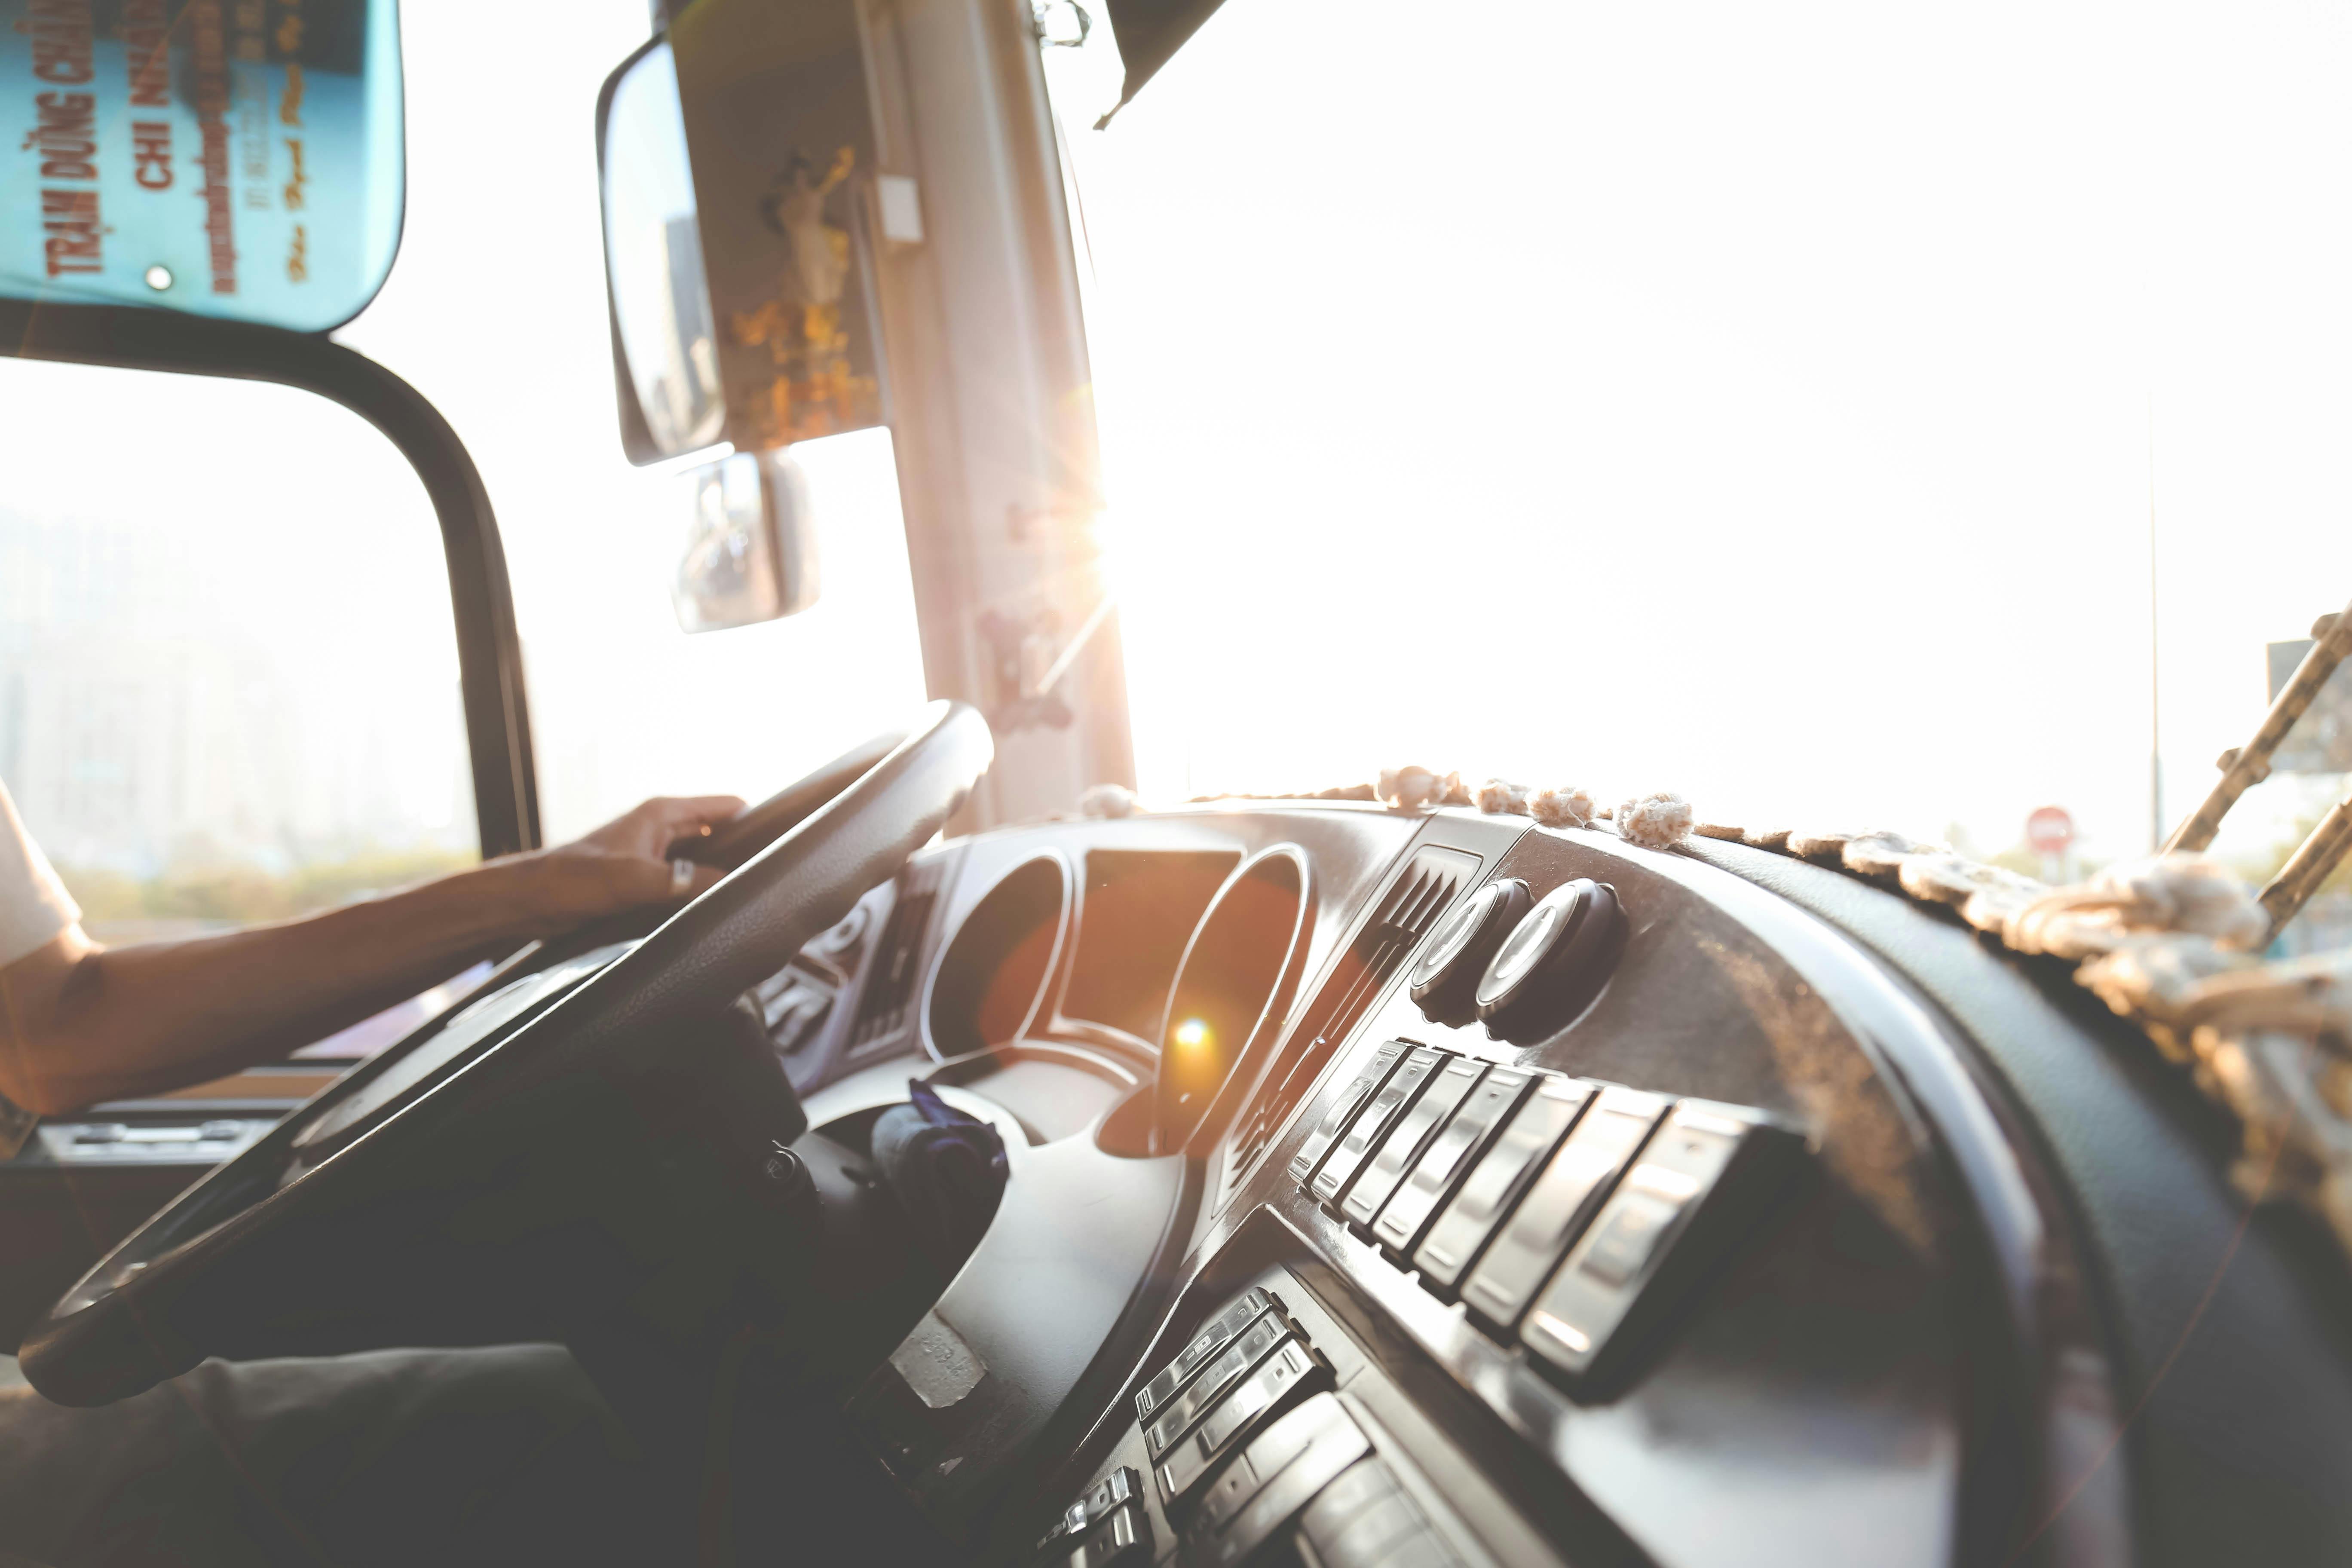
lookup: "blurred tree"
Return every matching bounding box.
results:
[52,847,475,939]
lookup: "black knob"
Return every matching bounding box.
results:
[760,1141,820,1227]
[1473,879,1627,1042]
[1408,878,1533,1026]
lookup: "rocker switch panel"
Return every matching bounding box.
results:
[1459,1085,1668,1332]
[1155,1340,1327,1508]
[1145,1314,1298,1460]
[1311,1047,1445,1208]
[1412,1075,1592,1294]
[1183,1394,1372,1568]
[1054,1502,1149,1567]
[1341,1055,1487,1232]
[1374,1066,1536,1260]
[1289,1040,1412,1188]
[1038,1467,1142,1551]
[1136,1288,1279,1424]
[1521,1099,1799,1381]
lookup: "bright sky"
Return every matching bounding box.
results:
[1068,0,2352,870]
[5,0,2350,880]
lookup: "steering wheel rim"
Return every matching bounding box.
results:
[19,701,994,1407]
[676,722,917,872]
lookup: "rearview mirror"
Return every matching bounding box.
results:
[598,39,726,458]
[596,5,886,466]
[673,449,819,634]
[0,0,404,331]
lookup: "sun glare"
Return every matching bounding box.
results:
[1063,0,2352,872]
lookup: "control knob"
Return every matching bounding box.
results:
[1473,878,1627,1042]
[1407,878,1533,1026]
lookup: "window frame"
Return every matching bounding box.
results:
[0,298,542,859]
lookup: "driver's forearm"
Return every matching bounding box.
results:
[0,860,542,1116]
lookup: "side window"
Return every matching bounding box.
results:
[0,360,476,977]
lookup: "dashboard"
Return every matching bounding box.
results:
[12,797,2344,1566]
[755,801,2352,1568]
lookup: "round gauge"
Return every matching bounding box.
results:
[927,854,1071,1060]
[1152,846,1311,1153]
[1473,878,1628,1042]
[1407,878,1532,1026]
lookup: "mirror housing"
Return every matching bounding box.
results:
[673,449,819,634]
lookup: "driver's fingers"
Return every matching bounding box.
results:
[655,794,750,829]
[642,796,750,860]
[640,858,726,906]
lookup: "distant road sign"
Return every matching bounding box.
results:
[2026,806,2074,855]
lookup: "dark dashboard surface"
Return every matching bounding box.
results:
[772,801,2352,1568]
[17,799,2343,1567]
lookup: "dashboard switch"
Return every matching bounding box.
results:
[1472,879,1628,1044]
[1137,1287,1278,1423]
[1195,1340,1317,1455]
[1459,1085,1667,1332]
[1155,1340,1327,1508]
[1185,1394,1370,1566]
[1145,1312,1296,1459]
[1374,1066,1536,1261]
[1407,878,1532,1026]
[754,970,833,1053]
[1311,1048,1445,1209]
[1412,1075,1592,1294]
[1296,1458,1461,1568]
[1289,1041,1412,1189]
[1039,1468,1141,1551]
[1054,1501,1149,1567]
[1522,1099,1799,1382]
[1341,1056,1487,1232]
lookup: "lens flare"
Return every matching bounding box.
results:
[1172,1017,1211,1052]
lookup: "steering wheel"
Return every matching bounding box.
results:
[18,702,994,1407]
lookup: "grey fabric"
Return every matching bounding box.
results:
[0,1345,660,1568]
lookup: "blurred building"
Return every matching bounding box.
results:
[0,508,470,876]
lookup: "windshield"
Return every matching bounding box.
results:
[0,361,473,919]
[0,3,928,879]
[1047,0,2352,949]
[340,4,928,845]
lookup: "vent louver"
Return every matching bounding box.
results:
[1220,848,1472,1195]
[848,858,944,1050]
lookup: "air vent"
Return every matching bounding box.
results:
[848,858,944,1051]
[1220,847,1474,1195]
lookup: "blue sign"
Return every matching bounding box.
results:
[3,0,403,332]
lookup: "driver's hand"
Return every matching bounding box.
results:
[505,795,747,931]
